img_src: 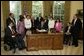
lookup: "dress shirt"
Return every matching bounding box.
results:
[24,18,31,29]
[48,19,55,28]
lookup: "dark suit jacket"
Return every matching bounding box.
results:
[4,26,14,44]
[35,17,43,29]
[72,18,82,34]
[31,19,37,30]
[6,17,16,30]
[42,19,48,30]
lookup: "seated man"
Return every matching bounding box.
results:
[4,21,18,53]
[4,21,25,53]
[63,22,73,45]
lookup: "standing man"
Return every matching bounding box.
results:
[6,13,16,30]
[36,13,43,30]
[71,14,82,47]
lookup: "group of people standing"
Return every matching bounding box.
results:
[4,12,82,53]
[19,12,63,33]
[34,13,63,32]
[4,12,63,53]
[4,13,25,53]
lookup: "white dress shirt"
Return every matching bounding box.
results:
[8,26,12,31]
[74,18,77,25]
[48,19,55,28]
[24,18,31,29]
[67,26,71,33]
[65,26,71,35]
[8,26,15,37]
[10,17,15,23]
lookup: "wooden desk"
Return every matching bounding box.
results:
[26,33,63,51]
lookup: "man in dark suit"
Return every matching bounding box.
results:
[4,21,18,53]
[35,13,44,30]
[31,16,37,33]
[63,22,73,45]
[41,18,48,30]
[4,21,25,53]
[6,13,16,30]
[71,14,82,47]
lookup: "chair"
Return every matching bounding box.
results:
[4,35,17,53]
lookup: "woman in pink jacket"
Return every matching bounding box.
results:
[16,15,25,39]
[54,18,62,32]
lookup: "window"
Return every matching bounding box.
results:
[32,1,43,18]
[9,1,21,24]
[53,1,65,21]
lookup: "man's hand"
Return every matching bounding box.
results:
[12,35,15,38]
[12,32,18,37]
[65,32,71,35]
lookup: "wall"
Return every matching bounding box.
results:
[70,1,83,22]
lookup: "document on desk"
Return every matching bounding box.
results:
[37,29,47,32]
[26,30,32,35]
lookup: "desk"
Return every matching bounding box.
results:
[26,33,63,51]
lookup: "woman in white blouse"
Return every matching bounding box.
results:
[24,15,32,33]
[48,16,55,33]
[48,16,55,29]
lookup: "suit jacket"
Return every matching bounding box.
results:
[4,26,14,43]
[42,19,48,30]
[6,17,16,30]
[31,19,37,30]
[72,18,82,34]
[35,17,43,29]
[4,26,25,48]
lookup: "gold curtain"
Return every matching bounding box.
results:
[21,1,32,16]
[2,1,10,29]
[43,1,53,17]
[63,1,71,28]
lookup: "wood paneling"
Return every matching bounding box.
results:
[52,34,63,50]
[26,35,38,51]
[26,33,63,51]
[38,36,53,49]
